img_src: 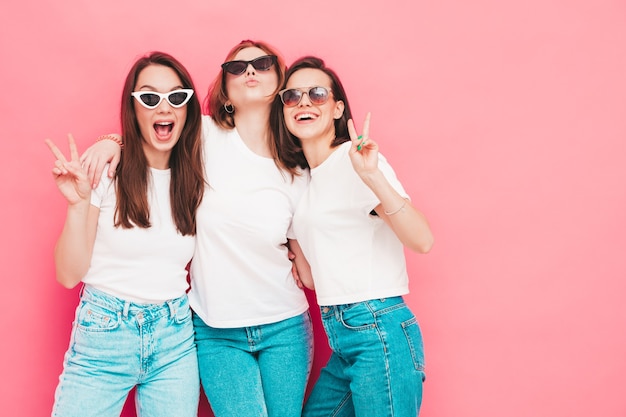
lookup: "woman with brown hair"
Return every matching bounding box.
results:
[47,51,204,417]
[274,56,434,417]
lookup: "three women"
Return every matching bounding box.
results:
[71,46,434,417]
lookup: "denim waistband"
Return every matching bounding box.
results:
[81,285,188,320]
[320,296,405,317]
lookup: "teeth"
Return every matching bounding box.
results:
[296,113,316,121]
[154,122,174,135]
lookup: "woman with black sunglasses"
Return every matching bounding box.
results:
[80,40,314,417]
[46,52,204,417]
[272,56,434,417]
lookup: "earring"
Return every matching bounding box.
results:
[224,102,234,114]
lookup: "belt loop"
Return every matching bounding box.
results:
[123,301,130,318]
[78,283,86,299]
[167,299,176,319]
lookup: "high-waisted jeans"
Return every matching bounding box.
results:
[303,297,426,417]
[193,310,314,417]
[52,285,199,417]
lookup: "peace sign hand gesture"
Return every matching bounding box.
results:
[45,134,92,206]
[348,112,379,179]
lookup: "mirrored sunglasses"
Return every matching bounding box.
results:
[278,86,332,107]
[221,55,277,75]
[131,89,194,109]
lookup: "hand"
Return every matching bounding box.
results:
[45,134,91,205]
[79,135,122,189]
[348,112,379,178]
[287,246,303,289]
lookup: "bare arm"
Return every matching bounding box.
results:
[46,135,100,288]
[368,179,434,254]
[348,114,434,254]
[54,203,99,288]
[287,239,315,290]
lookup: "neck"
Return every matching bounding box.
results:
[233,105,272,156]
[143,145,170,170]
[301,132,336,169]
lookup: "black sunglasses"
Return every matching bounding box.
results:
[221,55,277,75]
[278,86,332,107]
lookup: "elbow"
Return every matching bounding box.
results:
[57,279,80,289]
[297,269,315,291]
[410,236,434,254]
[57,277,81,289]
[301,276,315,291]
[420,238,434,254]
[55,270,83,289]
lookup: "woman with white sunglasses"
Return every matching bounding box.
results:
[47,52,204,417]
[273,56,434,417]
[80,40,314,417]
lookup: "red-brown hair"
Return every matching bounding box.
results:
[204,39,286,128]
[203,40,301,177]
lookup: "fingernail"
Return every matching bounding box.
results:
[357,135,364,151]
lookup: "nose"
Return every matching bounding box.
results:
[156,97,173,112]
[245,63,256,75]
[297,91,312,107]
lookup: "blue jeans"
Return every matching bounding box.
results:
[193,311,314,417]
[303,297,425,417]
[52,285,199,417]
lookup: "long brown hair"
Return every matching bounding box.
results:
[271,56,353,170]
[204,40,301,177]
[116,51,204,235]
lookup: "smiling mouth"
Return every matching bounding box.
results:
[296,113,317,121]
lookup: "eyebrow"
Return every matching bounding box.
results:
[135,85,184,91]
[287,85,331,90]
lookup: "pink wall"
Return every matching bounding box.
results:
[1,1,625,416]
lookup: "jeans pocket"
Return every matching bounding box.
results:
[339,303,376,330]
[402,317,426,372]
[77,301,120,332]
[173,302,192,325]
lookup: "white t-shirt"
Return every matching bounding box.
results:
[292,141,410,306]
[188,116,310,328]
[83,166,194,303]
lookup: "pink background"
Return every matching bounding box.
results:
[1,1,625,416]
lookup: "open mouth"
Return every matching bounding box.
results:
[296,113,317,121]
[154,122,174,137]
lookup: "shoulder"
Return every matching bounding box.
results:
[202,115,234,143]
[91,164,115,204]
[202,114,215,129]
[293,167,310,185]
[375,152,409,198]
[335,141,353,162]
[96,164,114,189]
[292,165,310,177]
[376,151,398,176]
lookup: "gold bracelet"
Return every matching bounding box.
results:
[384,199,407,215]
[96,134,124,149]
